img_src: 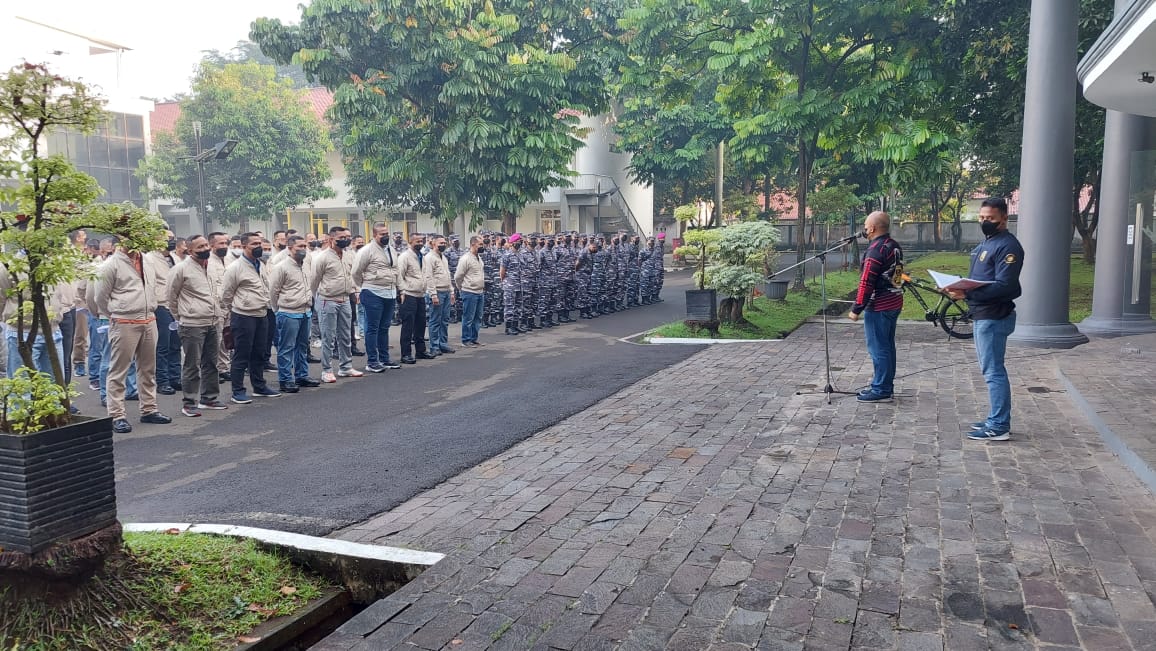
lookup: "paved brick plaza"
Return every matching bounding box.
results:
[317,322,1156,650]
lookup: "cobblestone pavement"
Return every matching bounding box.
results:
[318,320,1156,650]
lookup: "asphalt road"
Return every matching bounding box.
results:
[100,269,702,536]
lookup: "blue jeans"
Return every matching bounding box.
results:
[87,317,105,382]
[154,306,182,387]
[974,312,1016,432]
[6,331,64,379]
[426,290,451,351]
[863,309,900,396]
[461,291,484,344]
[360,290,397,365]
[275,313,311,385]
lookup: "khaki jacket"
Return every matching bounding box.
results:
[352,241,399,289]
[424,251,453,294]
[168,256,220,327]
[145,250,173,308]
[95,251,158,321]
[310,248,356,300]
[0,264,68,332]
[454,251,485,294]
[268,257,313,313]
[220,255,271,318]
[207,253,230,318]
[396,249,430,298]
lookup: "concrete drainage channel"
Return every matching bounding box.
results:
[125,523,443,650]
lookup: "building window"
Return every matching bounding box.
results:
[390,211,418,237]
[48,112,147,206]
[539,209,561,235]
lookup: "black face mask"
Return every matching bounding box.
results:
[335,238,351,248]
[276,243,286,251]
[378,236,390,247]
[514,242,522,249]
[981,220,999,237]
[249,246,263,259]
[394,238,403,245]
[166,239,177,251]
[213,247,227,258]
[413,243,423,251]
[195,249,211,260]
[437,244,447,252]
[294,250,308,262]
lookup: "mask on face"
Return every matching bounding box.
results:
[260,250,271,261]
[336,238,352,249]
[378,236,390,247]
[513,242,522,249]
[437,244,447,253]
[413,242,423,251]
[981,220,999,237]
[166,239,177,251]
[195,249,211,260]
[229,248,242,258]
[276,243,286,251]
[214,247,227,258]
[294,249,307,262]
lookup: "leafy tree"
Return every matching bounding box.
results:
[138,62,333,231]
[707,221,780,323]
[954,0,1112,262]
[251,0,614,231]
[0,63,167,421]
[201,40,312,89]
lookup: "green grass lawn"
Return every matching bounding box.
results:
[1,531,332,651]
[648,270,861,340]
[648,251,1142,341]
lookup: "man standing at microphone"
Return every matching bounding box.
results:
[848,211,903,402]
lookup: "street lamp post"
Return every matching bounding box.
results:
[183,135,239,235]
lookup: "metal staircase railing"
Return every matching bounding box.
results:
[567,174,646,236]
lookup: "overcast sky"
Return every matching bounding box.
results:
[12,0,305,99]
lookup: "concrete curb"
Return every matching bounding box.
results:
[1055,371,1156,497]
[125,522,443,602]
[647,336,782,345]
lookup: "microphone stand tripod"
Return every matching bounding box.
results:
[769,235,860,404]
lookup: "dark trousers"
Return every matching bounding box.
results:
[229,312,270,393]
[60,308,76,385]
[155,306,182,387]
[398,294,428,358]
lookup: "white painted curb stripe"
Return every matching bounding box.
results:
[124,522,444,567]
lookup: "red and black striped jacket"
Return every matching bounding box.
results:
[851,234,903,314]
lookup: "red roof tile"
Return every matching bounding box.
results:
[148,88,335,138]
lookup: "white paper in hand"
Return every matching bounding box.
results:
[927,269,995,292]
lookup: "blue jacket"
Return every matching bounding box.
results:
[966,229,1024,320]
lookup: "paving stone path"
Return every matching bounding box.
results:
[318,321,1156,650]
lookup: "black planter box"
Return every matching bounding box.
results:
[0,416,117,554]
[685,289,718,321]
[764,280,789,301]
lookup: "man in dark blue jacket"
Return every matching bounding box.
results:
[949,197,1024,441]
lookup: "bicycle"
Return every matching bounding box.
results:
[898,273,974,339]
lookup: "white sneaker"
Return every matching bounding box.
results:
[321,372,337,383]
[337,368,364,378]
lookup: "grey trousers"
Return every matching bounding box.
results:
[318,298,352,372]
[179,324,219,405]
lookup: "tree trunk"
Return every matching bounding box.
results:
[793,136,810,291]
[719,296,747,324]
[502,212,517,236]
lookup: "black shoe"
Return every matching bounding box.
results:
[140,411,172,424]
[517,320,529,333]
[220,376,230,384]
[279,383,300,393]
[125,393,139,401]
[171,382,182,391]
[351,348,366,357]
[417,352,438,360]
[400,356,416,364]
[158,385,176,395]
[439,347,456,354]
[297,377,321,387]
[307,354,321,363]
[264,363,277,372]
[112,418,132,434]
[505,321,520,335]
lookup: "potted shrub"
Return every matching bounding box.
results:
[674,227,721,322]
[0,63,166,560]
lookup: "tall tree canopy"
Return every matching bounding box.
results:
[251,0,615,228]
[139,62,333,230]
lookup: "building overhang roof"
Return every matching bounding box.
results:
[1079,0,1156,116]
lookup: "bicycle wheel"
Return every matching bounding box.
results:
[937,298,974,339]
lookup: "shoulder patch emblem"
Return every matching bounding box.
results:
[979,250,987,262]
[1005,254,1017,264]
